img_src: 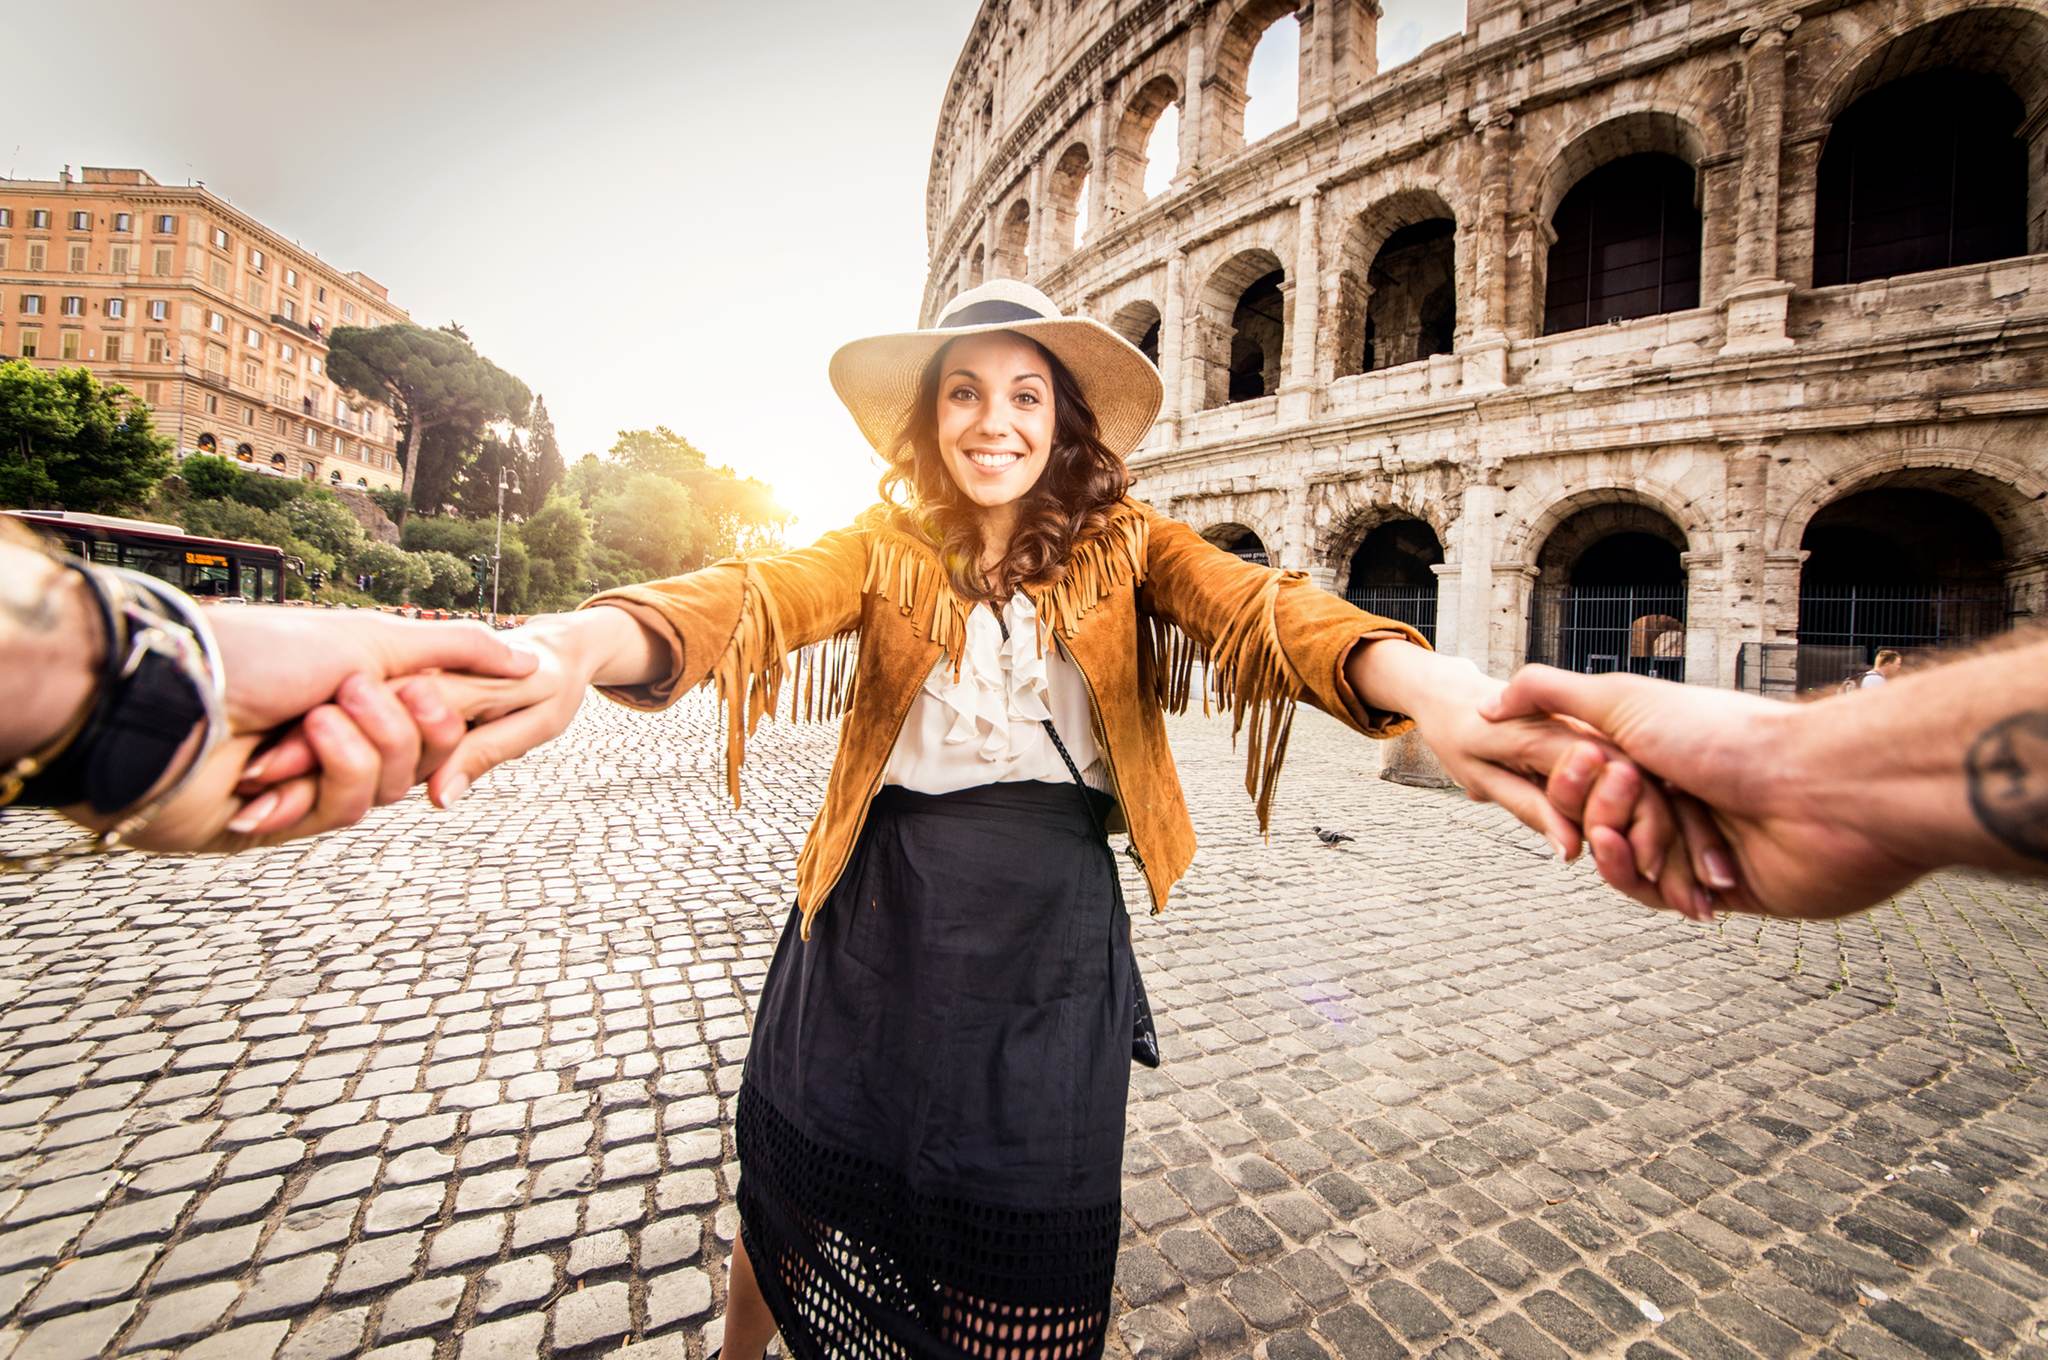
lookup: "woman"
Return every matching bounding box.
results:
[427,281,1708,1360]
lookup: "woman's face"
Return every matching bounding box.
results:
[934,331,1055,513]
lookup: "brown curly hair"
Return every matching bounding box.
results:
[878,332,1129,603]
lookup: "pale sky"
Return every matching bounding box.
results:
[8,1,1464,543]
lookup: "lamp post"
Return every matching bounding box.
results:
[490,470,509,625]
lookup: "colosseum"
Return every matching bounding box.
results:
[920,0,2048,694]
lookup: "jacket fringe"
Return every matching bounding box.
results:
[708,563,861,806]
[1141,571,1308,835]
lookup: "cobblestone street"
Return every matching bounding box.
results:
[0,693,2044,1360]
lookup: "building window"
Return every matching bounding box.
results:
[204,393,219,414]
[0,243,7,269]
[209,259,227,290]
[280,342,295,362]
[60,332,80,360]
[333,433,344,453]
[146,334,166,363]
[106,298,126,319]
[210,227,229,250]
[278,375,294,400]
[104,335,123,362]
[250,248,266,273]
[144,381,160,403]
[148,299,166,321]
[281,299,296,322]
[242,358,258,387]
[316,285,326,303]
[242,404,255,425]
[114,213,132,233]
[154,214,176,234]
[110,246,129,274]
[152,247,172,276]
[26,243,45,272]
[342,301,356,322]
[31,210,50,229]
[61,296,82,317]
[70,211,91,231]
[303,425,317,447]
[0,209,11,227]
[20,295,43,315]
[310,356,323,376]
[244,326,260,347]
[17,330,38,358]
[205,344,225,374]
[245,280,263,307]
[207,311,224,333]
[67,245,87,273]
[285,267,299,289]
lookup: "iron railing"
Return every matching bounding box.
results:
[1796,585,2011,653]
[1527,585,1687,683]
[1345,585,1439,647]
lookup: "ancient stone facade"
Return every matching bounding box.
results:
[921,0,2048,690]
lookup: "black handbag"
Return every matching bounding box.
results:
[1036,714,1162,1069]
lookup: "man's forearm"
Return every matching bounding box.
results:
[1789,633,2048,876]
[2,542,102,764]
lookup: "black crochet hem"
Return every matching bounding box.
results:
[735,1084,1119,1360]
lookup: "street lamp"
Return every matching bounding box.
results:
[490,468,513,624]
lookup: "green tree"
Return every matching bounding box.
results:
[178,453,245,502]
[521,493,592,608]
[326,323,531,518]
[593,472,699,579]
[285,496,369,564]
[523,395,567,515]
[0,360,174,511]
[410,549,480,610]
[351,542,433,605]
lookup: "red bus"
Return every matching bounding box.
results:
[6,509,288,603]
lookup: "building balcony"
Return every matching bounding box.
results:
[270,313,326,346]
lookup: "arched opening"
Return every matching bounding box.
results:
[269,452,287,469]
[1199,249,1288,409]
[1047,142,1092,264]
[1362,220,1457,373]
[1343,518,1442,644]
[968,245,985,290]
[1109,300,1163,367]
[1543,153,1702,334]
[234,441,255,462]
[1527,501,1689,680]
[1110,76,1182,223]
[1204,523,1270,565]
[993,198,1031,279]
[1813,70,2028,286]
[1796,484,2012,684]
[196,432,218,454]
[1211,1,1302,161]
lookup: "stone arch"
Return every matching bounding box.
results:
[1335,512,1445,643]
[968,244,986,289]
[992,197,1031,279]
[1805,8,2048,281]
[1045,141,1093,267]
[1529,111,1711,336]
[1504,483,1701,567]
[1108,299,1164,367]
[1196,247,1288,409]
[1207,0,1304,163]
[1108,74,1181,226]
[1201,521,1272,564]
[1772,449,2048,561]
[1520,488,1697,678]
[1335,187,1461,378]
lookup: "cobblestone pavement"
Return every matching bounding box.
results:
[0,692,2045,1360]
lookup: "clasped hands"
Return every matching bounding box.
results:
[184,628,1883,923]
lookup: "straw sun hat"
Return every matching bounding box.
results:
[828,279,1165,461]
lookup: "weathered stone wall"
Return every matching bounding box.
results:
[925,0,2048,687]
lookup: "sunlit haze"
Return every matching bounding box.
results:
[6,0,1464,543]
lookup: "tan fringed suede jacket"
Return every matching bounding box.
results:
[581,496,1427,936]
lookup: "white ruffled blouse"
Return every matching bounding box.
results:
[882,592,1112,796]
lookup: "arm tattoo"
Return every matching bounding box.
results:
[1966,711,2048,863]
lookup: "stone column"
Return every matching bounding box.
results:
[1721,17,1800,355]
[1022,157,1044,280]
[1158,249,1187,440]
[1086,94,1113,242]
[1179,18,1207,182]
[1299,0,1335,127]
[1280,189,1322,423]
[1453,473,1501,667]
[1718,439,1772,686]
[1463,112,1515,389]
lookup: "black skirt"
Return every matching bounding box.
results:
[736,780,1136,1360]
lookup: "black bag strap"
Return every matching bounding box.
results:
[990,603,1108,842]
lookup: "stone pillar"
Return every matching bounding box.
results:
[1086,93,1113,242]
[1453,474,1501,667]
[1158,249,1187,441]
[1300,0,1335,127]
[1719,439,1772,686]
[1179,18,1207,182]
[1721,17,1801,356]
[1280,189,1322,423]
[1463,112,1515,389]
[1331,0,1380,96]
[1022,157,1045,280]
[1679,550,1723,688]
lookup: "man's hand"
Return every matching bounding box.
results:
[1483,665,1928,918]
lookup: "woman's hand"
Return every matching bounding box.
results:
[419,623,599,807]
[1352,642,1729,921]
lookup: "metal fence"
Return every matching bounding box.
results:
[1733,586,2016,694]
[1345,585,1438,647]
[1526,585,1687,683]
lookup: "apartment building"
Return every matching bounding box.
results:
[0,166,408,491]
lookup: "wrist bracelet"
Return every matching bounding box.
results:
[1,557,130,810]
